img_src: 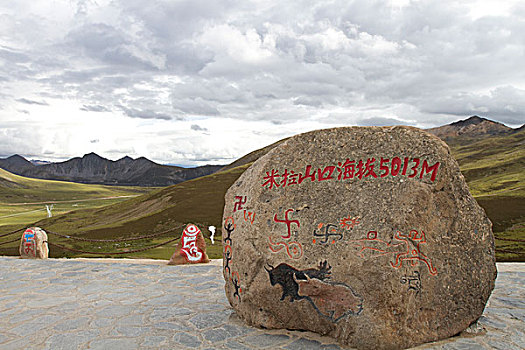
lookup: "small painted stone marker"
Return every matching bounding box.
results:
[168,224,210,265]
[19,227,49,259]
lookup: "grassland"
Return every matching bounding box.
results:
[447,129,525,261]
[0,165,248,259]
[0,168,156,254]
[1,129,523,261]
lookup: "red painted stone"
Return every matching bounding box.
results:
[168,224,210,265]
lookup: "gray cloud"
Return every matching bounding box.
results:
[81,105,110,112]
[119,105,172,120]
[16,98,49,106]
[356,117,408,127]
[191,124,209,132]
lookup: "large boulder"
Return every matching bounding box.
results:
[20,227,48,259]
[222,126,496,349]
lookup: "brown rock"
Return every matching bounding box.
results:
[168,224,210,265]
[221,126,497,350]
[19,227,49,259]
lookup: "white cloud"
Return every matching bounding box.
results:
[0,0,524,166]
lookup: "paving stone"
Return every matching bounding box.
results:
[95,305,134,318]
[123,269,148,274]
[7,309,41,324]
[224,340,252,350]
[103,291,144,302]
[283,337,323,349]
[188,310,232,329]
[143,294,184,306]
[493,296,525,308]
[486,338,522,350]
[243,333,291,348]
[171,332,202,348]
[178,265,215,274]
[203,328,231,342]
[53,316,90,331]
[0,337,32,350]
[149,306,194,321]
[26,296,77,308]
[8,315,63,336]
[141,335,168,347]
[153,321,193,331]
[111,325,152,337]
[320,344,343,349]
[477,315,508,329]
[439,339,485,350]
[44,330,99,350]
[115,314,144,326]
[0,308,17,318]
[88,337,140,350]
[2,301,19,309]
[35,284,77,294]
[91,317,114,328]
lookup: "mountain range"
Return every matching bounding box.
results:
[0,153,222,187]
[0,116,522,187]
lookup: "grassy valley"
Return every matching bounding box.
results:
[0,165,248,259]
[0,168,155,241]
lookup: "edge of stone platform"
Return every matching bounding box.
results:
[0,256,223,266]
[1,256,521,271]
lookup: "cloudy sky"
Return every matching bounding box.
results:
[0,0,524,167]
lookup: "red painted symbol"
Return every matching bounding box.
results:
[243,210,256,224]
[273,209,300,239]
[347,229,438,276]
[339,215,360,230]
[268,236,303,259]
[390,230,437,276]
[233,196,247,212]
[180,224,206,263]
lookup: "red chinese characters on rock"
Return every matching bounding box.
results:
[262,157,440,189]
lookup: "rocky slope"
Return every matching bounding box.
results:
[0,153,222,187]
[427,115,514,139]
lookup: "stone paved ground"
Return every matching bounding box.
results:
[0,257,523,350]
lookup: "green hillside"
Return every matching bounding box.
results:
[447,129,525,261]
[0,165,249,259]
[0,168,152,203]
[0,168,154,230]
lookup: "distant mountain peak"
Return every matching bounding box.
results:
[428,116,512,139]
[0,154,35,174]
[118,156,134,162]
[450,115,485,126]
[7,154,28,161]
[83,152,104,159]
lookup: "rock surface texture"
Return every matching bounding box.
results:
[168,224,210,265]
[19,227,48,259]
[222,126,497,350]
